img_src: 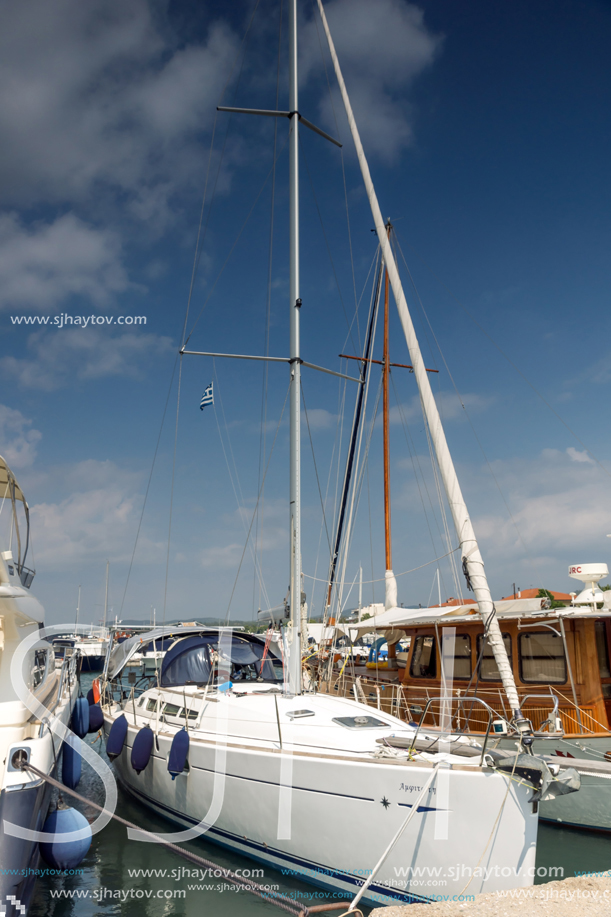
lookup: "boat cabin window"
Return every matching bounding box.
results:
[410,636,437,679]
[441,634,471,680]
[476,634,512,681]
[146,698,158,712]
[518,632,566,684]
[595,622,611,679]
[162,703,181,718]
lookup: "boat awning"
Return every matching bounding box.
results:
[106,625,212,679]
[0,455,26,504]
[346,597,549,641]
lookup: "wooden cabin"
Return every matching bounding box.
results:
[320,607,611,739]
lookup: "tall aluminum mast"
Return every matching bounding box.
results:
[287,0,302,694]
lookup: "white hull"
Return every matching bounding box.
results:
[105,689,538,907]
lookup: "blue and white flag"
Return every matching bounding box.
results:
[200,382,214,410]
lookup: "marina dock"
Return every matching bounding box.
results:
[371,874,611,917]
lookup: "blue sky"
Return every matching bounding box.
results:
[1,0,611,626]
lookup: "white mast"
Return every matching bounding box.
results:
[287,0,302,694]
[103,560,109,631]
[75,584,81,632]
[315,0,522,715]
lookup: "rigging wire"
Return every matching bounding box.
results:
[303,547,461,586]
[301,383,332,555]
[299,134,359,357]
[394,232,611,481]
[394,233,537,576]
[223,382,291,620]
[181,0,264,346]
[120,354,180,615]
[311,0,361,348]
[184,132,289,346]
[389,371,452,602]
[253,0,284,616]
[162,355,184,627]
[212,363,271,612]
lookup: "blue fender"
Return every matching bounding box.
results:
[61,741,81,789]
[39,807,92,870]
[167,729,189,780]
[71,697,89,738]
[106,714,128,761]
[88,704,104,733]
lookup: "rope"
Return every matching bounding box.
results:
[304,548,460,585]
[120,355,179,615]
[458,752,520,897]
[182,0,263,347]
[311,0,361,351]
[184,132,289,346]
[254,0,284,616]
[20,761,304,915]
[390,371,451,602]
[212,365,270,611]
[394,233,611,481]
[162,355,183,627]
[299,134,358,357]
[223,381,291,620]
[394,232,537,578]
[301,384,332,554]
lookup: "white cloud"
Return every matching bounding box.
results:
[29,459,164,566]
[0,404,42,468]
[471,449,611,560]
[301,0,442,160]
[0,328,173,390]
[387,390,492,426]
[0,213,132,311]
[200,542,243,569]
[0,0,240,219]
[301,408,337,431]
[566,446,595,464]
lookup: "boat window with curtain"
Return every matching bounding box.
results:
[518,632,566,684]
[451,634,472,680]
[476,633,512,681]
[410,635,437,678]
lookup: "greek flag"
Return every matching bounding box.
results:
[200,382,214,410]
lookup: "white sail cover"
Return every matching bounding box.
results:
[316,0,522,715]
[384,570,398,609]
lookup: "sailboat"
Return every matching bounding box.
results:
[100,1,578,906]
[0,456,79,913]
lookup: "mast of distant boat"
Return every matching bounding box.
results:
[103,560,109,632]
[75,584,81,633]
[316,0,524,718]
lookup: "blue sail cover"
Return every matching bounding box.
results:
[160,635,216,686]
[160,633,282,687]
